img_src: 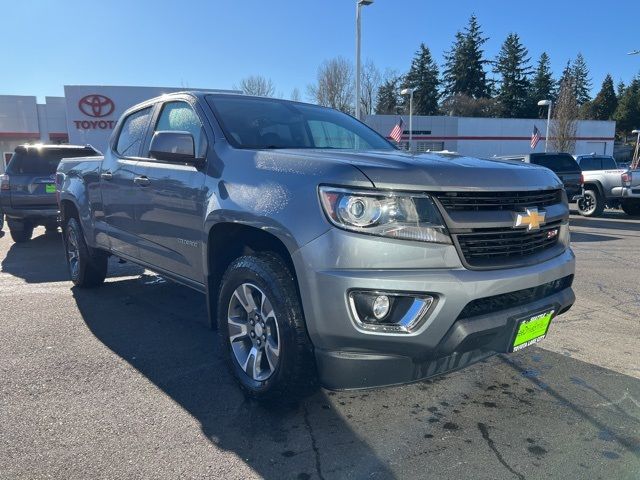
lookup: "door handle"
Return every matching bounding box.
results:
[134,175,150,187]
[100,171,113,180]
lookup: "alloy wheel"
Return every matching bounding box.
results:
[66,228,80,279]
[227,283,281,381]
[578,192,596,215]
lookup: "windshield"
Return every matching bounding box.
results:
[7,148,97,175]
[530,154,580,173]
[206,95,394,151]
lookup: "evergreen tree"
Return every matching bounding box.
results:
[375,75,401,114]
[400,43,440,115]
[613,78,640,134]
[493,33,532,117]
[571,53,592,106]
[589,74,617,120]
[443,14,491,99]
[528,52,556,118]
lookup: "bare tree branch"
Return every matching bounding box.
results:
[360,59,381,116]
[550,76,578,153]
[235,75,276,97]
[307,57,354,114]
[290,88,301,102]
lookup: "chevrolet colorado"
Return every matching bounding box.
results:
[57,92,575,399]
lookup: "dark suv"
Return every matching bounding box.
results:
[0,144,100,242]
[500,153,583,201]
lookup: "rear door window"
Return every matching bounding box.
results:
[578,157,602,171]
[116,107,153,157]
[600,157,618,169]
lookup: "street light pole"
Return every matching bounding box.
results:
[401,87,416,151]
[632,129,640,169]
[355,0,373,121]
[538,99,552,152]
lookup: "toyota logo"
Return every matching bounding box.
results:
[78,94,115,118]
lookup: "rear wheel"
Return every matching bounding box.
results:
[577,189,604,217]
[9,221,33,243]
[621,199,640,216]
[64,217,108,287]
[218,253,316,400]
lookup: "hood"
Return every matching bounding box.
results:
[271,149,563,192]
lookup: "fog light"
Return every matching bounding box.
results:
[348,290,436,334]
[372,295,390,320]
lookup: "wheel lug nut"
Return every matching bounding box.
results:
[262,335,266,341]
[261,321,265,328]
[249,319,254,326]
[250,331,255,338]
[257,339,262,346]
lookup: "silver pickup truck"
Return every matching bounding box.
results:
[57,92,576,400]
[575,154,640,216]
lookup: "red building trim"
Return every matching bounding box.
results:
[0,132,41,139]
[389,135,615,141]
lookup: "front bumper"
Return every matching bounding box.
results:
[293,229,576,390]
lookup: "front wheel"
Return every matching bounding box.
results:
[577,189,604,217]
[621,199,640,216]
[217,254,316,400]
[64,217,108,287]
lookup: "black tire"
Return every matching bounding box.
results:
[621,199,640,216]
[64,217,108,287]
[217,253,316,400]
[45,223,59,234]
[577,189,605,217]
[9,221,33,243]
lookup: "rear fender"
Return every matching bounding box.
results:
[58,168,100,249]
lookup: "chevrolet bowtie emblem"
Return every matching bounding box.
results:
[514,207,546,231]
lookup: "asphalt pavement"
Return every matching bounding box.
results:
[0,211,639,479]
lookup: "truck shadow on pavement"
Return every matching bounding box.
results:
[569,213,640,234]
[1,229,144,283]
[72,272,394,480]
[71,265,640,479]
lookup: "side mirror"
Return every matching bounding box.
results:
[149,131,199,164]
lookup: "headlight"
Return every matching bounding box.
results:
[319,186,451,244]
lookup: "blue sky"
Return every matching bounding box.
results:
[3,0,639,102]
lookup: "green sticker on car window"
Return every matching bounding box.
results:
[512,310,554,351]
[46,184,56,193]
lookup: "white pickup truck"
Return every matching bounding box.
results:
[574,154,640,216]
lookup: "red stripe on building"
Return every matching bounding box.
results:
[0,132,41,139]
[388,135,615,141]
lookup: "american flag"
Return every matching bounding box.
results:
[389,117,404,143]
[531,125,541,149]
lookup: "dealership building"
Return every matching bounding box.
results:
[366,115,616,158]
[0,84,616,171]
[0,85,238,171]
